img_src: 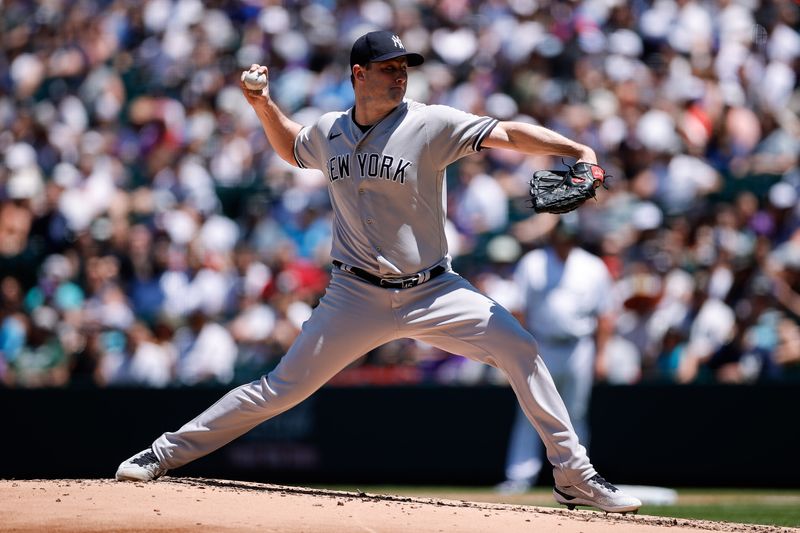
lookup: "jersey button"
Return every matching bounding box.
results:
[366,218,374,224]
[376,246,382,252]
[358,188,365,195]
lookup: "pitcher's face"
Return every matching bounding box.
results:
[357,57,408,107]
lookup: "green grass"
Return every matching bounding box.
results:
[638,489,800,528]
[642,502,800,527]
[314,486,800,528]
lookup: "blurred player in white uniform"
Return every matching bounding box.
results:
[498,217,615,493]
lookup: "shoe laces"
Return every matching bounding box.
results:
[132,450,159,468]
[590,474,619,493]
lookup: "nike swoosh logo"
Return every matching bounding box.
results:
[329,131,342,140]
[574,485,594,498]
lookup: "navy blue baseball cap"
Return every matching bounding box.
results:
[350,31,424,67]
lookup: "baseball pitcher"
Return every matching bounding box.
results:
[115,30,640,514]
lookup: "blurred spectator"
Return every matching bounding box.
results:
[673,270,737,383]
[452,157,509,237]
[768,229,800,322]
[24,254,84,314]
[6,306,69,387]
[174,309,237,386]
[99,321,174,387]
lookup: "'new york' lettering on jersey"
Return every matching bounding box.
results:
[327,153,412,183]
[294,99,497,277]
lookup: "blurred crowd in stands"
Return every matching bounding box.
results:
[1,0,799,388]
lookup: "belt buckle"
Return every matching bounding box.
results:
[400,276,418,289]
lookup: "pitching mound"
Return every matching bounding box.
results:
[0,478,791,532]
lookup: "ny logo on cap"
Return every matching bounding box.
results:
[391,35,403,49]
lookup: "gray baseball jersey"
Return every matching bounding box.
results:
[294,99,497,276]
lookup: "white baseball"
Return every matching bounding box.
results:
[243,71,267,91]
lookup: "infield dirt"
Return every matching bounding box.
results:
[0,478,796,533]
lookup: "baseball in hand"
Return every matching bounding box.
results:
[242,71,267,91]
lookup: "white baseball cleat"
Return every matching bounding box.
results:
[115,448,168,481]
[553,474,642,513]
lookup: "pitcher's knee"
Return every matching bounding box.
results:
[258,373,313,409]
[508,329,540,358]
[487,329,541,368]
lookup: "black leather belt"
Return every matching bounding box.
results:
[332,260,447,289]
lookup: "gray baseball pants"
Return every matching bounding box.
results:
[152,270,596,486]
[504,336,596,484]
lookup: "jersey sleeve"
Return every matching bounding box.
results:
[293,124,324,171]
[424,105,498,169]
